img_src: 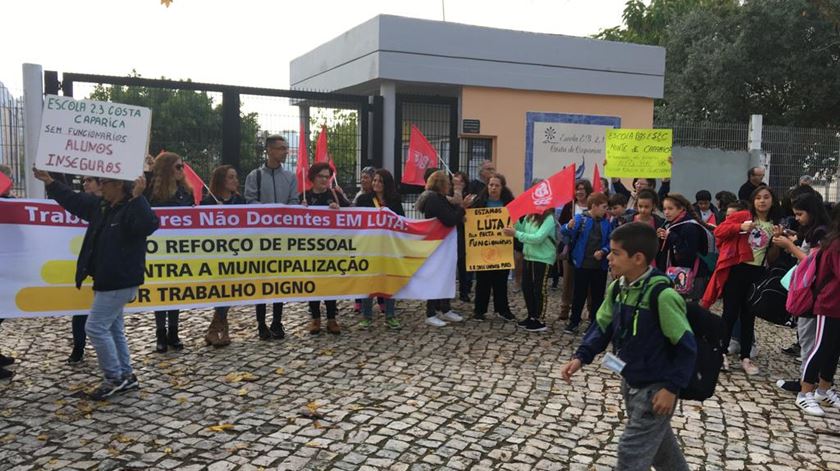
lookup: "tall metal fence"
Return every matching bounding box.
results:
[656,119,840,202]
[0,84,25,197]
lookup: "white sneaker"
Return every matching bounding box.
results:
[796,392,826,417]
[728,339,740,355]
[425,316,447,327]
[750,340,759,359]
[742,358,759,375]
[722,355,730,372]
[815,389,840,409]
[439,311,463,322]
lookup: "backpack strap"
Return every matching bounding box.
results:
[256,167,262,202]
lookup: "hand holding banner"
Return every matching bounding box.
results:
[604,129,673,178]
[402,125,439,186]
[506,165,575,221]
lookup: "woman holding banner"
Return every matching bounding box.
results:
[302,162,351,335]
[471,174,516,322]
[200,165,246,347]
[34,168,159,400]
[418,170,473,327]
[147,152,194,353]
[355,169,404,329]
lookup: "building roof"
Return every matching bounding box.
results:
[290,15,666,98]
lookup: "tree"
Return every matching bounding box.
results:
[88,73,261,182]
[309,109,359,192]
[596,0,840,128]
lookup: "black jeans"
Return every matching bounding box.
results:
[426,299,452,318]
[802,316,840,385]
[256,302,283,325]
[72,314,87,349]
[309,301,337,320]
[721,264,764,360]
[475,269,511,315]
[154,310,179,332]
[571,268,608,326]
[522,261,549,320]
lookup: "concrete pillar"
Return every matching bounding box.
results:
[22,63,44,198]
[748,114,767,183]
[380,81,396,173]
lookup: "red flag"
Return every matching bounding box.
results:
[296,122,311,192]
[0,171,11,196]
[314,125,337,182]
[506,165,576,222]
[182,163,205,205]
[402,124,439,186]
[593,163,603,193]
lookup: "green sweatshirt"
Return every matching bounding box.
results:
[514,215,557,265]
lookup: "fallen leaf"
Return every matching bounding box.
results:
[36,434,48,441]
[108,447,119,457]
[223,372,259,383]
[319,349,334,356]
[237,388,249,396]
[176,397,189,405]
[348,404,363,411]
[306,401,320,413]
[226,442,248,453]
[163,447,173,454]
[113,434,133,444]
[274,368,285,375]
[207,423,236,433]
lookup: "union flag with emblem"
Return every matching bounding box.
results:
[401,124,439,187]
[506,164,576,221]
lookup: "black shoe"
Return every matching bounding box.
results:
[497,311,516,322]
[258,322,271,340]
[269,322,285,339]
[517,319,530,328]
[524,318,547,332]
[167,334,184,351]
[155,328,168,353]
[88,378,128,401]
[563,323,579,334]
[781,343,800,357]
[0,354,14,367]
[67,347,84,364]
[122,374,140,391]
[776,379,801,393]
[459,294,471,303]
[474,312,486,321]
[0,367,14,380]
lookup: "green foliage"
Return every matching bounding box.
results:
[596,0,840,127]
[87,72,261,181]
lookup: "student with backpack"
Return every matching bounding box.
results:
[560,192,612,334]
[557,179,594,319]
[560,223,697,471]
[657,194,712,302]
[793,207,840,416]
[773,193,830,393]
[703,187,783,375]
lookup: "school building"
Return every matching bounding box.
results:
[290,14,665,194]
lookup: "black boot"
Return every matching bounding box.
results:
[0,367,13,380]
[257,322,271,340]
[0,353,14,367]
[270,310,285,339]
[67,346,84,364]
[167,312,183,350]
[155,328,168,353]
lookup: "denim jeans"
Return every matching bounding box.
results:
[86,287,138,383]
[361,298,395,319]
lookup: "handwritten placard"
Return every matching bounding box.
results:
[465,207,514,272]
[605,129,672,178]
[35,95,152,181]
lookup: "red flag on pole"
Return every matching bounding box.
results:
[314,125,337,181]
[402,124,439,186]
[182,163,206,205]
[296,122,311,192]
[506,165,576,222]
[592,163,603,193]
[0,171,11,196]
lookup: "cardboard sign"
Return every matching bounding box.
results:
[465,207,514,272]
[605,129,672,178]
[35,95,152,181]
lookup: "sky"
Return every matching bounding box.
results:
[1,0,630,94]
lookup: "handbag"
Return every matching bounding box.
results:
[666,256,700,295]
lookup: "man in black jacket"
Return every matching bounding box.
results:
[34,168,159,400]
[738,166,766,201]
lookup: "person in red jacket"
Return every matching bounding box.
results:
[796,211,840,417]
[701,203,752,309]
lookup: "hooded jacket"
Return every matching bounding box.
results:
[656,213,710,276]
[560,213,612,270]
[244,163,299,205]
[700,210,754,307]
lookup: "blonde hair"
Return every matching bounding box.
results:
[424,170,449,194]
[150,152,192,204]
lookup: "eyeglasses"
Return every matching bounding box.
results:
[174,164,184,170]
[316,173,331,179]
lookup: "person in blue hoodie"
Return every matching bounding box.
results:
[560,192,612,334]
[561,222,696,471]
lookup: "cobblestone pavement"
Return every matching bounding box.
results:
[1,286,839,471]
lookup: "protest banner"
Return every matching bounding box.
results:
[35,95,152,181]
[0,201,456,318]
[464,207,514,272]
[604,129,673,179]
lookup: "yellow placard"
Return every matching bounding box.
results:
[464,207,514,272]
[604,129,673,178]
